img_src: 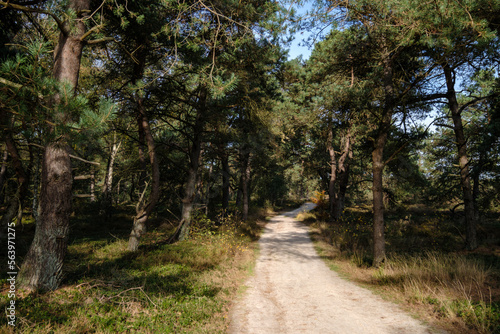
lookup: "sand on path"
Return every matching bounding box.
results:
[229,203,446,334]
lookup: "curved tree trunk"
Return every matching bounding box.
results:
[443,64,477,250]
[128,98,160,251]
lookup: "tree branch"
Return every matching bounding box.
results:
[458,94,494,114]
[84,36,115,45]
[383,140,409,167]
[0,77,23,90]
[0,1,66,34]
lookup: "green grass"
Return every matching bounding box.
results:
[0,208,262,333]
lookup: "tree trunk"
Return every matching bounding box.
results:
[18,143,72,291]
[204,161,213,214]
[0,130,30,232]
[221,148,230,212]
[236,175,243,207]
[101,133,121,217]
[240,150,251,222]
[136,116,147,200]
[0,147,8,205]
[443,64,478,250]
[327,123,337,221]
[128,98,160,251]
[333,130,352,221]
[372,134,387,267]
[372,55,394,267]
[176,105,205,241]
[18,0,89,291]
[90,168,95,202]
[472,150,485,222]
[31,149,41,224]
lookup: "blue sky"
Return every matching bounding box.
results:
[285,1,315,61]
[287,33,313,60]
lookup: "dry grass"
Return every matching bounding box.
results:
[303,211,500,334]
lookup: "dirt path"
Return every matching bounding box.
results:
[229,203,446,334]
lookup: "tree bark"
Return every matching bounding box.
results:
[127,98,160,251]
[327,122,337,221]
[18,0,89,291]
[333,130,352,221]
[0,147,8,205]
[472,150,485,222]
[18,143,72,291]
[0,131,30,230]
[372,55,394,267]
[176,103,205,241]
[101,132,121,217]
[443,64,478,250]
[136,116,147,200]
[221,148,230,212]
[204,161,213,214]
[240,150,251,222]
[31,148,41,224]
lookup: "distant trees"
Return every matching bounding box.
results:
[282,0,500,264]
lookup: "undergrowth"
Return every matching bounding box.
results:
[0,208,263,333]
[300,206,500,334]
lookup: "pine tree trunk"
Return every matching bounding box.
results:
[333,131,352,221]
[177,107,204,241]
[204,162,213,214]
[443,64,478,250]
[240,151,251,222]
[0,147,8,205]
[18,0,89,291]
[0,131,30,232]
[101,133,120,217]
[18,143,72,291]
[221,150,230,212]
[372,55,394,267]
[372,136,387,267]
[136,116,147,200]
[236,175,243,207]
[90,169,95,202]
[31,149,41,223]
[472,150,485,222]
[327,123,337,221]
[128,98,160,251]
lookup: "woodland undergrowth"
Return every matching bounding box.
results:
[0,206,264,333]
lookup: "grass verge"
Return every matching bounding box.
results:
[0,209,264,333]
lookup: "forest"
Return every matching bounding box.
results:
[0,0,499,333]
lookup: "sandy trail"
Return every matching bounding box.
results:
[229,203,446,334]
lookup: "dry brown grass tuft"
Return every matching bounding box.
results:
[308,219,500,334]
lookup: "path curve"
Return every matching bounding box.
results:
[229,203,446,334]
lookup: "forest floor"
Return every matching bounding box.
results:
[228,203,447,334]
